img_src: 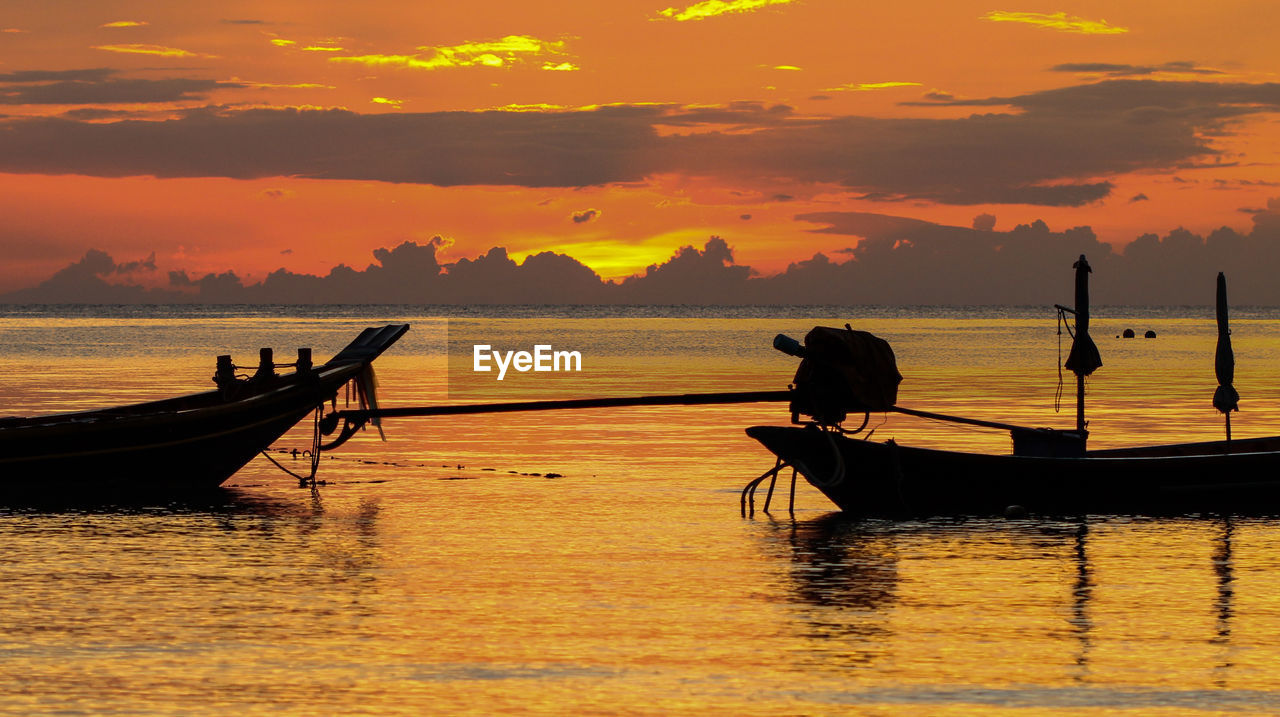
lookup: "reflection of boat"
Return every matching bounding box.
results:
[747,258,1280,517]
[0,325,408,495]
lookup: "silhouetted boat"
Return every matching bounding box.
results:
[0,324,408,496]
[745,426,1280,516]
[746,259,1280,517]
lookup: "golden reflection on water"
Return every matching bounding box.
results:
[5,311,1280,713]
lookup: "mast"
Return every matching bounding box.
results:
[1063,255,1102,436]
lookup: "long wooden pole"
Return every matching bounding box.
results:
[336,389,793,419]
[326,390,1051,434]
[1077,374,1086,434]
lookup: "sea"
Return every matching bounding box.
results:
[4,304,1280,715]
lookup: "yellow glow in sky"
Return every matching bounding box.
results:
[657,0,794,22]
[981,11,1128,35]
[823,81,922,92]
[92,43,208,57]
[332,35,569,71]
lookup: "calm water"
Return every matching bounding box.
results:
[4,306,1280,714]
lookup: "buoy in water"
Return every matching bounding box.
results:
[1122,328,1135,338]
[1145,330,1157,339]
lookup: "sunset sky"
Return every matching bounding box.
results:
[2,1,1279,294]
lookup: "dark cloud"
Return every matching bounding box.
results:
[571,208,600,223]
[740,214,752,220]
[616,237,752,304]
[0,105,665,185]
[4,249,162,303]
[656,101,793,128]
[1130,193,1149,202]
[62,107,147,120]
[1,80,1278,206]
[1050,61,1224,77]
[115,252,157,274]
[792,203,1280,304]
[972,213,996,231]
[11,200,1280,303]
[0,69,116,83]
[911,79,1280,119]
[0,68,237,105]
[445,247,609,303]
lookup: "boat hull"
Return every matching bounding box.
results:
[0,325,408,497]
[746,425,1280,516]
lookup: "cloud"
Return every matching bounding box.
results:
[100,21,148,28]
[571,208,600,223]
[0,68,115,83]
[1130,193,1149,202]
[233,78,333,90]
[656,0,794,22]
[3,80,1280,206]
[616,236,752,303]
[1050,61,1224,77]
[980,11,1128,35]
[822,81,921,92]
[772,65,802,71]
[330,35,570,71]
[0,69,233,105]
[93,44,216,58]
[115,252,157,274]
[371,96,402,108]
[12,200,1280,304]
[3,249,160,303]
[222,19,266,25]
[0,104,667,186]
[62,107,145,120]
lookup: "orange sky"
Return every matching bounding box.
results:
[1,1,1279,292]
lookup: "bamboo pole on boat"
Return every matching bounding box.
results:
[1214,272,1240,443]
[330,389,794,421]
[325,390,1048,433]
[1063,255,1102,436]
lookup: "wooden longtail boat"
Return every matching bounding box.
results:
[744,427,1280,516]
[745,259,1280,517]
[0,324,408,495]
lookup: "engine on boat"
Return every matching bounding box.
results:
[775,325,903,427]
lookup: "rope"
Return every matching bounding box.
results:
[1055,306,1073,414]
[260,405,323,487]
[808,426,847,488]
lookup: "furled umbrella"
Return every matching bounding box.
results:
[1213,272,1239,441]
[1063,254,1102,434]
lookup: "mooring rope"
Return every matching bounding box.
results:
[1055,306,1075,414]
[260,405,323,487]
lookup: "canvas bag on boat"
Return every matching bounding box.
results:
[791,326,903,424]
